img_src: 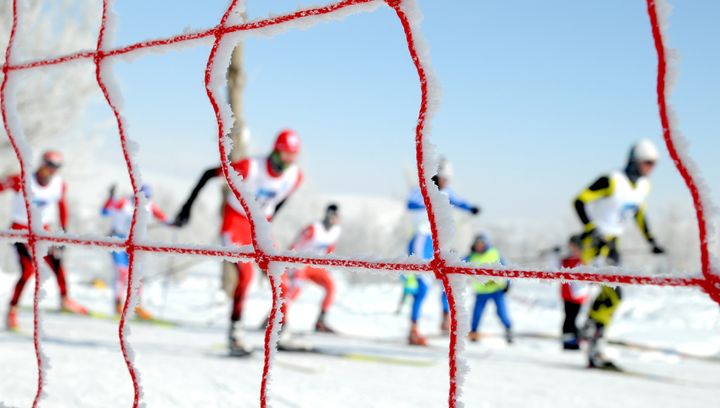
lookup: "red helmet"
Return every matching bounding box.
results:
[41,150,63,168]
[273,129,301,154]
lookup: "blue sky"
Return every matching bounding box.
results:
[91,0,718,226]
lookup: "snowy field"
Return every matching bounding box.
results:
[1,259,719,408]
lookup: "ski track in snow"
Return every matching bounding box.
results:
[0,270,718,407]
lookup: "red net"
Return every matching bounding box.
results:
[0,0,717,407]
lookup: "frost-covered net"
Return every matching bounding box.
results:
[0,0,717,407]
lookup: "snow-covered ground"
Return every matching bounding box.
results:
[1,259,719,407]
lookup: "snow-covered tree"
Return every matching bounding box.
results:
[1,0,101,272]
[0,0,100,173]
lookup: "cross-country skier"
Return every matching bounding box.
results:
[559,234,588,350]
[1,151,88,330]
[465,233,513,344]
[101,184,168,319]
[282,203,341,333]
[173,129,302,356]
[405,157,480,346]
[573,139,665,369]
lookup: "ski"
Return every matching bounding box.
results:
[228,347,254,358]
[21,306,181,327]
[587,364,717,387]
[469,330,720,363]
[208,345,320,373]
[212,342,437,367]
[606,339,720,363]
[277,344,436,367]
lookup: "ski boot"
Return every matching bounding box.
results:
[278,327,312,351]
[6,307,18,331]
[505,329,514,345]
[468,331,481,343]
[588,352,620,371]
[314,310,335,333]
[562,334,581,351]
[134,305,154,321]
[408,326,428,346]
[61,297,89,315]
[440,312,450,335]
[586,322,620,370]
[314,318,335,334]
[229,321,253,357]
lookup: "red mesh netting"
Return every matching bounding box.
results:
[0,0,717,407]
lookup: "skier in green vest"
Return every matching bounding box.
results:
[466,233,513,344]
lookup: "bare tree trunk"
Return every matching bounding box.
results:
[222,42,249,297]
[228,43,249,161]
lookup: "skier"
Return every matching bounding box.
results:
[573,139,666,369]
[559,234,588,350]
[101,184,168,319]
[173,129,302,356]
[282,203,341,333]
[465,233,513,344]
[0,151,88,330]
[405,157,480,346]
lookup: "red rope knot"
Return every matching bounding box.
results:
[701,274,720,305]
[93,50,105,65]
[384,0,402,10]
[212,24,227,40]
[123,236,134,250]
[256,254,270,273]
[430,257,446,281]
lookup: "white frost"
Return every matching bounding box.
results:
[448,274,471,408]
[652,0,718,279]
[262,262,287,407]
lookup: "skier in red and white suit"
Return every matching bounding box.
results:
[282,203,341,333]
[101,184,168,319]
[174,129,302,355]
[0,151,87,331]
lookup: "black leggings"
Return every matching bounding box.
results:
[562,301,582,337]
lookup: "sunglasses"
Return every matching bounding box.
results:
[43,160,62,169]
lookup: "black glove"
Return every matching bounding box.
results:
[173,205,191,227]
[469,206,481,216]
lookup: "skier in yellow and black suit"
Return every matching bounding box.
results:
[573,139,666,369]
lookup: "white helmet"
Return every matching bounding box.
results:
[436,157,454,180]
[631,139,660,162]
